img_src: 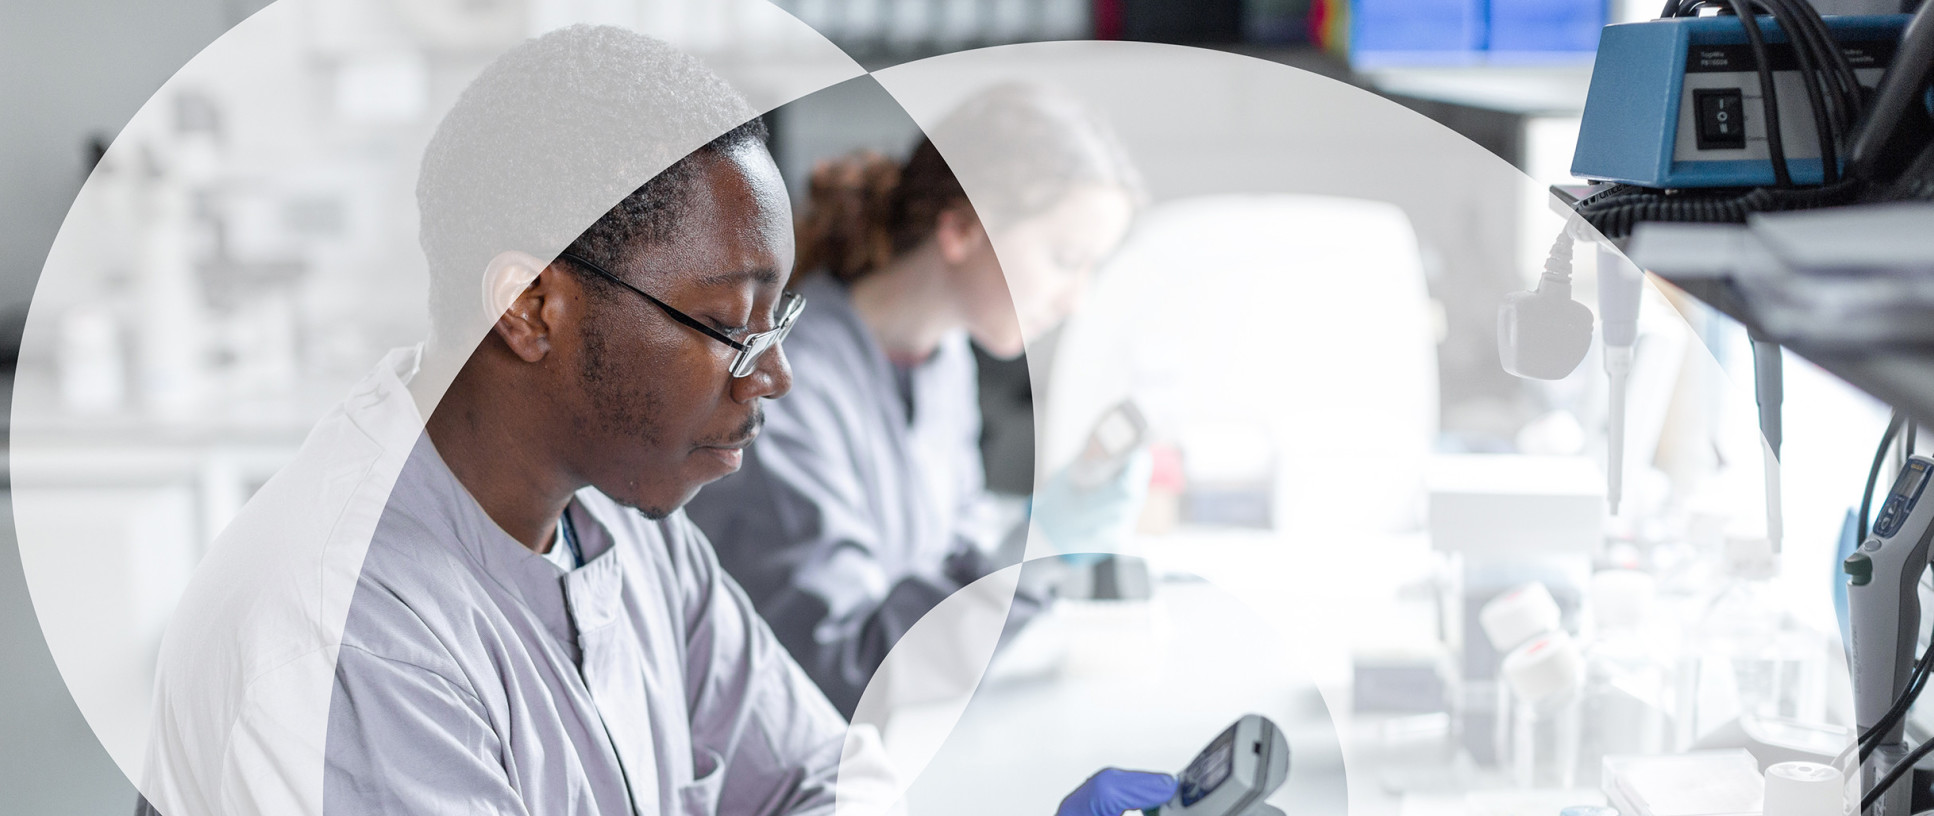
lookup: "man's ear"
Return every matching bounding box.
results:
[934,205,989,265]
[483,250,552,363]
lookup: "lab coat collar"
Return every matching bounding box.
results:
[391,427,583,658]
[380,341,643,661]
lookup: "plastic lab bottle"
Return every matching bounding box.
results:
[1578,570,1671,786]
[1501,631,1586,788]
[1481,582,1563,768]
[1675,536,1827,749]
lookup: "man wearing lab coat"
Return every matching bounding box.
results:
[138,25,893,816]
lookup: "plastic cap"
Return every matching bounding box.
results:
[1591,569,1656,630]
[1502,631,1585,702]
[1762,762,1845,816]
[1480,582,1562,652]
[1844,552,1873,586]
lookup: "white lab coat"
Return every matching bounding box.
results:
[685,275,1012,718]
[141,346,891,816]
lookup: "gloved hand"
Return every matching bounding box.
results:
[1034,448,1153,559]
[1056,768,1178,816]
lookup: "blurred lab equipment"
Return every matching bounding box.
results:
[57,304,127,414]
[1495,214,1647,518]
[1477,583,1580,787]
[1481,582,1564,656]
[1848,0,1934,196]
[1602,750,1764,816]
[1039,398,1156,599]
[1433,458,1606,557]
[1430,457,1598,765]
[1579,570,1672,782]
[1055,768,1179,816]
[1159,714,1291,816]
[1500,631,1587,789]
[1679,536,1830,752]
[1496,228,1593,383]
[1572,14,1912,192]
[1627,203,1934,348]
[1554,3,1934,561]
[775,0,1091,55]
[1496,211,1655,520]
[1036,448,1155,555]
[1069,400,1149,490]
[1504,206,1784,547]
[1844,455,1934,816]
[1750,331,1785,553]
[1042,195,1435,539]
[1329,0,1602,66]
[1598,244,1643,518]
[1760,761,1847,816]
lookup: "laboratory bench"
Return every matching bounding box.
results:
[873,526,1448,816]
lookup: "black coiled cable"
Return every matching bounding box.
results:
[1573,180,1859,237]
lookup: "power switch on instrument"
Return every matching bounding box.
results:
[1694,89,1747,150]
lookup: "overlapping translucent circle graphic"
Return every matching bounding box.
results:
[15,2,1866,814]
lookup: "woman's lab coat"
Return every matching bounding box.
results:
[685,274,1006,717]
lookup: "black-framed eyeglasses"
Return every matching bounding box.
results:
[556,251,805,378]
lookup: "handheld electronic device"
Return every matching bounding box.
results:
[1154,714,1290,816]
[1846,455,1934,739]
[1070,400,1150,490]
[1844,454,1934,816]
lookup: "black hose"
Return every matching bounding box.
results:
[1754,0,1840,182]
[1729,5,1795,186]
[1862,736,1934,812]
[1861,639,1934,760]
[1861,413,1907,544]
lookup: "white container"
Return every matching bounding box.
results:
[1481,581,1563,652]
[1501,631,1586,788]
[1762,762,1846,816]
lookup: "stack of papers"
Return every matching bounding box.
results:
[1603,751,1765,816]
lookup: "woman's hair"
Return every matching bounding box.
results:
[795,83,1143,283]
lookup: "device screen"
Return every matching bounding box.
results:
[1892,460,1930,504]
[1877,459,1932,538]
[1179,724,1237,806]
[1095,411,1138,454]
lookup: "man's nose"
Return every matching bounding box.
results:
[733,345,792,402]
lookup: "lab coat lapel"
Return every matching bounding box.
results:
[566,548,663,816]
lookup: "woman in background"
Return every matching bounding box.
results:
[685,83,1143,717]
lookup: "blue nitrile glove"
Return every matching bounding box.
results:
[1056,768,1178,816]
[1034,448,1154,562]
